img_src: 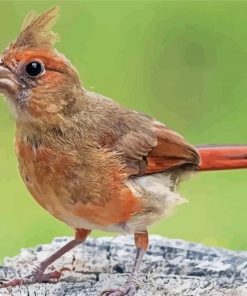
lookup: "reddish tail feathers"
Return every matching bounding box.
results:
[197,145,247,171]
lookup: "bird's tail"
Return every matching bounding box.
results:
[196,145,247,171]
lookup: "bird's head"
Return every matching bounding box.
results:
[0,7,83,125]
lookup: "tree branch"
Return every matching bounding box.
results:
[1,236,247,295]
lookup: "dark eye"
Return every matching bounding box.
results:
[25,61,44,77]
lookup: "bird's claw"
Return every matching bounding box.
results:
[102,278,139,296]
[102,285,137,296]
[0,270,62,288]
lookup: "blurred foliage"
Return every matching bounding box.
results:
[0,0,247,260]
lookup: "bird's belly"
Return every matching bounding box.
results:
[21,171,144,233]
[16,141,144,232]
[19,163,185,234]
[19,169,141,229]
[16,140,188,234]
[60,172,188,234]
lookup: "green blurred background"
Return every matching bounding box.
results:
[0,0,247,260]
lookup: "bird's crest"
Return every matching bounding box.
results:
[10,7,59,50]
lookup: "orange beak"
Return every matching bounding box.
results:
[0,61,18,97]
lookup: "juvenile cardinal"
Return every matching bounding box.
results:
[0,7,247,296]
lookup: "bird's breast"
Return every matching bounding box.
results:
[15,138,79,217]
[14,136,144,232]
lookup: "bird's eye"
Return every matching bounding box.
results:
[25,61,44,77]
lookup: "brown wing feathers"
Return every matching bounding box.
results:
[145,125,200,174]
[84,91,200,176]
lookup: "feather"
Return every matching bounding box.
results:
[13,6,60,49]
[21,10,37,31]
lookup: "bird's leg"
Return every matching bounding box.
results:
[0,228,91,288]
[102,230,148,296]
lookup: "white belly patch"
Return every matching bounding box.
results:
[122,172,187,233]
[126,172,186,204]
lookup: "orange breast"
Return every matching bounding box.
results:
[15,137,143,229]
[72,186,142,226]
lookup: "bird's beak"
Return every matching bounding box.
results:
[0,61,18,96]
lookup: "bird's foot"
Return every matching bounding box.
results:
[0,265,63,288]
[102,276,140,296]
[101,286,136,296]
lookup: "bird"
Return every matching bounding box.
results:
[0,7,247,296]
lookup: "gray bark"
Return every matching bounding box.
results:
[1,235,247,295]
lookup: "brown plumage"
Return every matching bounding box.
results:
[0,7,247,295]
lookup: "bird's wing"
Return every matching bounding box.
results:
[144,122,200,174]
[114,120,200,176]
[84,91,200,176]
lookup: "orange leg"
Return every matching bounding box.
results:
[103,230,149,296]
[0,228,91,288]
[132,231,148,274]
